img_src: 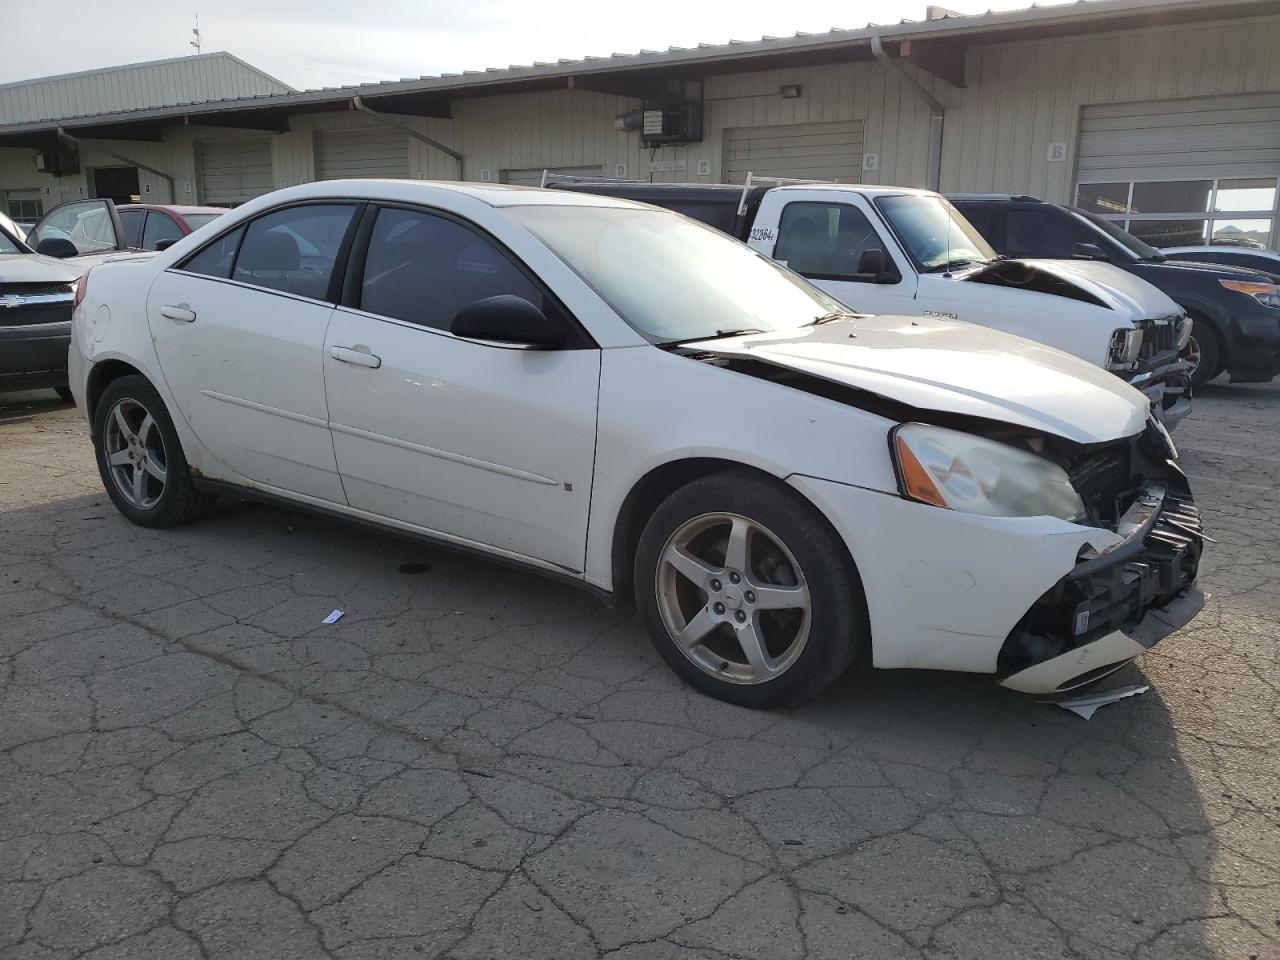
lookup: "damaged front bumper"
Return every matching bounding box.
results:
[1125,342,1193,430]
[998,482,1205,694]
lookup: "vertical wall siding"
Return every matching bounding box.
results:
[942,13,1280,201]
[4,13,1279,209]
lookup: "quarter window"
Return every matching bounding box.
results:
[358,207,554,331]
[118,209,145,249]
[179,226,245,279]
[232,204,357,300]
[774,202,891,282]
[1076,178,1278,250]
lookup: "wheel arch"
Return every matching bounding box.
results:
[85,358,151,423]
[608,457,863,607]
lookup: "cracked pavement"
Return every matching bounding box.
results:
[1,382,1277,960]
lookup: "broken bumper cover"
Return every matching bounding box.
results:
[998,484,1204,694]
[1128,358,1192,431]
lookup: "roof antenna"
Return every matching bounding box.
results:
[190,14,202,55]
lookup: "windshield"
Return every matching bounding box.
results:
[1075,210,1163,261]
[874,195,996,272]
[506,205,847,343]
[181,213,224,231]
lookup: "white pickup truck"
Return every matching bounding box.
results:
[549,176,1193,427]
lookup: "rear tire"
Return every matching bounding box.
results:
[92,375,216,528]
[634,470,867,707]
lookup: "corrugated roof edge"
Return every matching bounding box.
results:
[0,0,1261,134]
[0,51,294,93]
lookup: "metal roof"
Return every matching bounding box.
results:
[0,52,292,126]
[0,0,1271,145]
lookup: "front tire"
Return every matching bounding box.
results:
[92,375,216,528]
[634,471,867,707]
[1184,322,1222,389]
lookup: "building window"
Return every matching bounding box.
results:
[1076,178,1278,250]
[7,197,44,222]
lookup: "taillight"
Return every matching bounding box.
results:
[72,269,90,310]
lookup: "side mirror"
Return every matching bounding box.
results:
[154,238,178,252]
[451,295,567,349]
[1072,242,1108,261]
[36,237,78,259]
[857,248,900,284]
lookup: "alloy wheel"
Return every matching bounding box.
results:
[1183,334,1202,376]
[103,398,168,510]
[656,512,812,685]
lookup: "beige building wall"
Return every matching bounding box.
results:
[3,10,1278,216]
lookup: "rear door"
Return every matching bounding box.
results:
[322,204,600,571]
[147,201,360,502]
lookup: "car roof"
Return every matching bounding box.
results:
[773,183,939,198]
[249,178,651,211]
[117,204,229,215]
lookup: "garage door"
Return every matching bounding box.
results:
[501,165,603,186]
[197,138,272,206]
[1076,93,1280,249]
[316,128,410,180]
[724,121,864,184]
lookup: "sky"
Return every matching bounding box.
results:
[2,0,1044,90]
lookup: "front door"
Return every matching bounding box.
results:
[323,205,600,572]
[768,199,917,314]
[147,201,360,503]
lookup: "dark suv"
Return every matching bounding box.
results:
[949,196,1280,388]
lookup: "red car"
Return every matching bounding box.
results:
[116,204,228,252]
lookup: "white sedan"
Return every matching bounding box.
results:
[69,180,1205,706]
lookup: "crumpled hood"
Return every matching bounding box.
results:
[963,258,1182,320]
[696,315,1150,445]
[0,252,79,285]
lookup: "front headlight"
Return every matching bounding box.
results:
[1220,278,1280,309]
[891,423,1086,521]
[1108,327,1143,367]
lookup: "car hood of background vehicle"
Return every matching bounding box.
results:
[963,257,1182,320]
[1137,257,1277,282]
[694,315,1150,445]
[0,252,79,284]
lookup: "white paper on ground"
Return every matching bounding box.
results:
[1043,684,1149,720]
[322,609,344,624]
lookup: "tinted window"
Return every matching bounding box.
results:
[181,213,224,231]
[180,226,245,279]
[1005,208,1095,259]
[775,202,891,282]
[142,212,184,250]
[359,207,553,331]
[118,209,145,249]
[233,204,356,300]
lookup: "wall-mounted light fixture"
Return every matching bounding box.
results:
[780,84,803,99]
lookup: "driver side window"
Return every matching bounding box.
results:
[358,207,557,332]
[774,202,891,282]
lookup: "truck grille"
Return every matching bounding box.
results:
[0,283,74,328]
[1139,316,1180,359]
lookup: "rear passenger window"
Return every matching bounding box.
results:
[359,207,554,331]
[232,204,357,300]
[180,226,245,279]
[774,202,890,282]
